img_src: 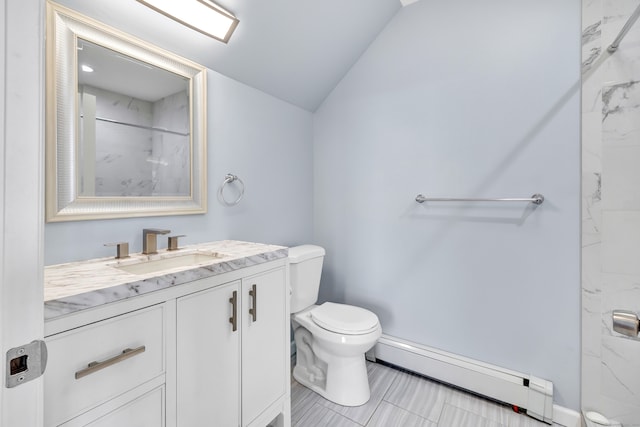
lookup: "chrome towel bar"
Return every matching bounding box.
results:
[415,193,544,205]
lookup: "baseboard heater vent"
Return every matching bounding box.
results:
[372,334,554,424]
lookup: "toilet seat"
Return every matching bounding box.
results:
[310,302,379,335]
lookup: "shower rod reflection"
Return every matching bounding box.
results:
[95,116,189,136]
[81,114,190,137]
[415,193,544,205]
[608,2,640,53]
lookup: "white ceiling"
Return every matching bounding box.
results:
[77,39,188,102]
[55,0,402,111]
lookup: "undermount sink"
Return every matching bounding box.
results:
[113,252,226,275]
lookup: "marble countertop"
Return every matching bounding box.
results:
[45,240,288,320]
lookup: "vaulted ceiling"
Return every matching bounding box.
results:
[56,0,402,111]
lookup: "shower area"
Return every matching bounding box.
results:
[582,0,640,424]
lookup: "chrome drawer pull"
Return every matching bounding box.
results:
[249,284,257,322]
[75,346,146,380]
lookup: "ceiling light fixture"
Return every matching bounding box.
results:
[136,0,239,43]
[81,64,94,73]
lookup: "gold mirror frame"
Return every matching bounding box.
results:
[45,2,207,222]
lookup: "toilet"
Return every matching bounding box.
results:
[289,245,382,407]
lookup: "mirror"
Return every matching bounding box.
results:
[45,2,207,221]
[77,39,191,198]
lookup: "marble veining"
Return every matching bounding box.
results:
[602,81,640,121]
[582,47,602,74]
[44,240,287,320]
[583,21,602,46]
[582,20,602,75]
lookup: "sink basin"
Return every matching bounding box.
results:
[114,252,225,275]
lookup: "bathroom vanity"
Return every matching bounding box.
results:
[43,241,290,427]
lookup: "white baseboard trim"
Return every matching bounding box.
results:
[553,405,581,427]
[373,334,554,423]
[294,334,582,426]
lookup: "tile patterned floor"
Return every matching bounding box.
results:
[291,362,563,427]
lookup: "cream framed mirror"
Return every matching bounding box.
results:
[45,2,207,222]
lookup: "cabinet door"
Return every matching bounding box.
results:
[241,268,287,424]
[177,281,240,427]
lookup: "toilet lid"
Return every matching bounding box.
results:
[310,302,379,335]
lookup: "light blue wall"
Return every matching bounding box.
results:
[45,70,313,264]
[45,0,582,410]
[313,0,581,409]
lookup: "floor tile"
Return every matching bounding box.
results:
[445,387,552,427]
[366,401,437,427]
[316,362,400,425]
[383,369,452,423]
[291,379,322,425]
[294,403,362,427]
[445,388,514,425]
[509,414,567,427]
[507,415,564,427]
[290,361,566,427]
[438,403,506,427]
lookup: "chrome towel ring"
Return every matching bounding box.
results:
[218,173,245,206]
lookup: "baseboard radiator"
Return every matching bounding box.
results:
[371,334,554,424]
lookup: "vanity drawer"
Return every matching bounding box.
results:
[61,386,165,427]
[44,304,165,426]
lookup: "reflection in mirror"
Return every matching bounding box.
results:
[77,39,191,197]
[46,2,207,222]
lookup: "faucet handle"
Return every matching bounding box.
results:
[167,235,186,251]
[104,242,130,259]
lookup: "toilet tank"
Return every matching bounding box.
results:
[289,245,325,313]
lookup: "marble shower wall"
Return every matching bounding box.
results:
[84,85,154,196]
[81,85,189,197]
[151,90,190,197]
[582,0,640,424]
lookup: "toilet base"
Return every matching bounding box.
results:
[293,352,371,407]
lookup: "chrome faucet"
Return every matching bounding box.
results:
[142,228,170,255]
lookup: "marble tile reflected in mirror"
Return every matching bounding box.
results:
[77,39,191,198]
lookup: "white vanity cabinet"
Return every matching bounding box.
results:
[44,254,290,427]
[177,267,289,427]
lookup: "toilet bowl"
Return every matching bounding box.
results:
[289,245,382,407]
